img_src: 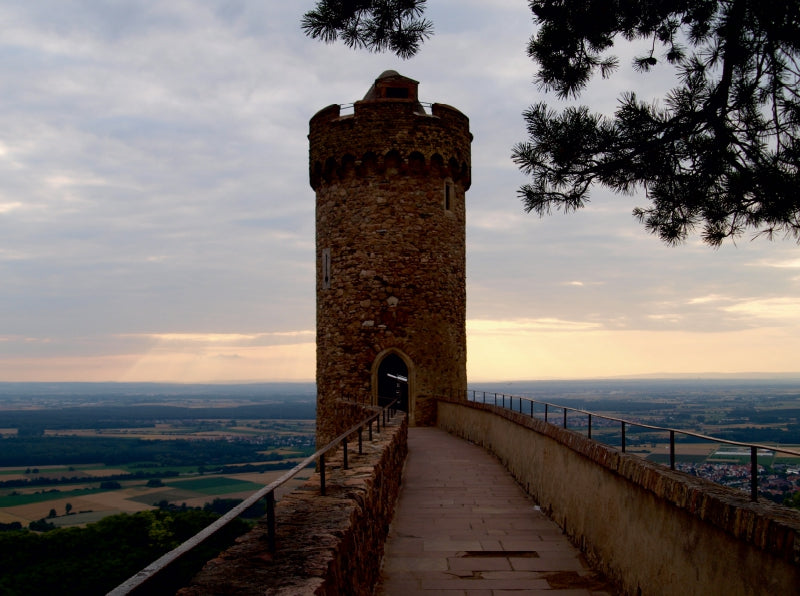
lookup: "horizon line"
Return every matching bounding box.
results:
[1,372,800,386]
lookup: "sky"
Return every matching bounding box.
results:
[0,1,798,384]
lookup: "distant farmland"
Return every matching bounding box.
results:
[0,384,317,528]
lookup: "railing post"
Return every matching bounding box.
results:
[751,446,759,501]
[519,398,522,413]
[358,428,363,455]
[483,391,486,403]
[670,431,675,469]
[343,437,348,470]
[545,404,549,423]
[266,491,276,553]
[502,394,505,408]
[588,414,592,439]
[563,408,567,429]
[621,422,626,453]
[530,400,534,418]
[494,393,497,406]
[320,454,326,496]
[368,420,373,441]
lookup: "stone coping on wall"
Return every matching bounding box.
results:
[436,395,800,566]
[178,409,408,596]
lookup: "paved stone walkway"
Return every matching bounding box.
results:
[376,427,617,595]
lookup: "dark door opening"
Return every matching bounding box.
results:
[377,353,409,412]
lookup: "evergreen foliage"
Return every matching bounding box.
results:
[515,0,800,245]
[302,0,432,59]
[302,0,800,246]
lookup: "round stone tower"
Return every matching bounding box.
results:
[309,71,471,444]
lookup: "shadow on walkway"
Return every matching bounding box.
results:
[377,427,617,595]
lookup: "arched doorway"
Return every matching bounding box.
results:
[376,353,409,412]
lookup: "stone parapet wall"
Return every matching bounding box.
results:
[437,398,800,596]
[178,411,408,595]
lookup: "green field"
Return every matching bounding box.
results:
[0,487,102,507]
[169,476,265,494]
[127,476,281,506]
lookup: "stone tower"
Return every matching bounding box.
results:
[309,71,471,444]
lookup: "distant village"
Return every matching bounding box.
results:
[677,459,800,504]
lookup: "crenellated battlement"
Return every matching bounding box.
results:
[309,143,470,190]
[309,101,471,190]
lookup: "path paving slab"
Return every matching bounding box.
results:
[376,427,617,595]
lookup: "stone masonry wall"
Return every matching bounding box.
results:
[311,95,471,444]
[178,411,408,595]
[437,398,800,596]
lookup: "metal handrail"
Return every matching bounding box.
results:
[109,400,401,595]
[461,389,800,503]
[339,101,435,115]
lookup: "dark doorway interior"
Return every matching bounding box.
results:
[377,353,409,411]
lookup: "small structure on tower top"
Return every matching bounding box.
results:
[362,69,424,109]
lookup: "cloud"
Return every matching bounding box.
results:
[129,331,315,346]
[468,210,528,233]
[117,342,316,383]
[723,298,800,321]
[756,258,800,269]
[469,318,603,334]
[687,294,734,305]
[646,313,683,323]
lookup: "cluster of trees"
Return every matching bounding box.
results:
[0,509,251,595]
[0,436,284,467]
[727,407,800,424]
[0,495,264,594]
[6,401,315,436]
[716,425,800,443]
[304,0,800,246]
[0,469,177,490]
[595,420,800,444]
[0,443,311,491]
[200,497,264,519]
[784,491,800,510]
